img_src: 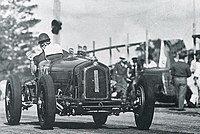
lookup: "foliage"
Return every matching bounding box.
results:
[0,0,41,81]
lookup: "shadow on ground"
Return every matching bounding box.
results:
[3,121,192,134]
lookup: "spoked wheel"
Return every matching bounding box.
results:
[92,113,108,127]
[5,75,22,125]
[37,75,56,130]
[134,79,155,130]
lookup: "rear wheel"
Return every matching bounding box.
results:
[134,79,155,130]
[5,75,22,125]
[37,75,56,129]
[92,113,108,127]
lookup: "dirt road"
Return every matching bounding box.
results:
[0,101,200,134]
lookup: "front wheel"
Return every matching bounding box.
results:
[37,75,56,129]
[5,75,22,125]
[92,113,108,127]
[134,79,155,130]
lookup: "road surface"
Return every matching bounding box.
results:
[0,101,200,134]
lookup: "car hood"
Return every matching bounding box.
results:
[50,56,89,73]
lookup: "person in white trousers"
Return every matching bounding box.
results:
[188,51,200,106]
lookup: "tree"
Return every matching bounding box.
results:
[0,0,41,81]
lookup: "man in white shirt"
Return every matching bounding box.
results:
[144,54,157,68]
[34,33,63,61]
[187,51,200,106]
[33,33,63,75]
[44,43,63,60]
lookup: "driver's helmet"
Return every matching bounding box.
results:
[38,33,50,44]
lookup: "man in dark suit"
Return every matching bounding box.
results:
[171,52,191,111]
[113,55,129,98]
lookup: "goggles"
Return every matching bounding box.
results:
[40,41,51,48]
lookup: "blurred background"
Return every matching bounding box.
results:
[0,0,200,81]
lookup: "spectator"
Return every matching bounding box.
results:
[113,54,129,98]
[187,50,200,107]
[171,52,191,111]
[144,54,157,68]
[135,47,145,71]
[129,57,138,78]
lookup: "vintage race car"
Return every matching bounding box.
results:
[5,50,155,130]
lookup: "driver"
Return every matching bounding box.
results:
[33,33,63,75]
[33,33,63,65]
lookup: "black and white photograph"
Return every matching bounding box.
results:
[0,0,200,133]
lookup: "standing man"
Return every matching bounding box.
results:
[135,47,145,71]
[188,50,200,106]
[113,54,129,98]
[171,52,191,111]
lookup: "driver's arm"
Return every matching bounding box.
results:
[33,52,45,66]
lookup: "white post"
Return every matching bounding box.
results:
[93,41,95,57]
[145,30,149,66]
[126,33,129,60]
[193,0,196,57]
[109,37,112,65]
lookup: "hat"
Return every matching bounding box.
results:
[119,54,126,59]
[135,47,144,51]
[38,33,50,44]
[131,57,138,63]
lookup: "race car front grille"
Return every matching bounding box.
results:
[83,65,108,99]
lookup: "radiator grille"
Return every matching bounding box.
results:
[84,66,108,99]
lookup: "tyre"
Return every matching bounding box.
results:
[37,75,56,129]
[92,113,108,127]
[134,78,155,130]
[5,74,22,125]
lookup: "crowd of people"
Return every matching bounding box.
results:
[111,53,145,99]
[111,48,200,111]
[171,51,200,110]
[1,32,199,112]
